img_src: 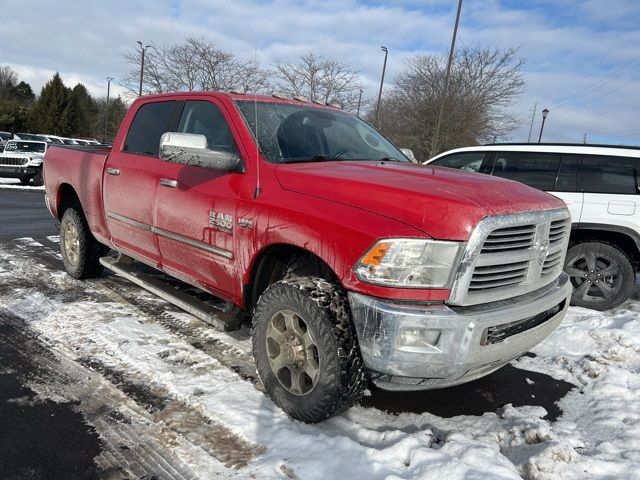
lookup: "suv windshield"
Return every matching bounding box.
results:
[236,101,408,163]
[5,141,46,153]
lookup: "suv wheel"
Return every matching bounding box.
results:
[252,277,366,423]
[565,241,635,311]
[18,176,31,185]
[32,169,44,186]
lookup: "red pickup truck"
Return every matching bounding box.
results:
[44,92,572,422]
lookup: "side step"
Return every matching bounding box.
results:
[99,257,242,332]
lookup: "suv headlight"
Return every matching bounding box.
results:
[354,239,463,288]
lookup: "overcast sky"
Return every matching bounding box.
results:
[2,0,639,145]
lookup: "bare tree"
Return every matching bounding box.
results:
[272,52,364,111]
[379,47,525,159]
[122,38,271,95]
[0,66,19,101]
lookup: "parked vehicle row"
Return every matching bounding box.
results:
[43,91,572,422]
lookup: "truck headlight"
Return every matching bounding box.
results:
[354,239,462,288]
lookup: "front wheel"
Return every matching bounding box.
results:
[252,277,366,423]
[60,207,108,279]
[31,168,44,186]
[565,241,635,311]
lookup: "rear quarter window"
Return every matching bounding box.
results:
[582,155,639,194]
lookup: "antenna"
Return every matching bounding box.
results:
[253,46,261,199]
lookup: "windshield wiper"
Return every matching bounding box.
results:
[280,155,338,163]
[377,156,404,162]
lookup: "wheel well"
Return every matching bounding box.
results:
[57,183,82,220]
[570,228,640,266]
[244,245,339,314]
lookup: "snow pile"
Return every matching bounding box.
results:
[2,239,640,479]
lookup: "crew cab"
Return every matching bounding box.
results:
[44,92,572,422]
[0,139,47,185]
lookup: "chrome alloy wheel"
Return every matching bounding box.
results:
[63,221,80,266]
[566,250,622,303]
[265,309,320,396]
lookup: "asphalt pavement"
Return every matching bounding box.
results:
[0,187,58,240]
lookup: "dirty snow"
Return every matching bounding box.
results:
[1,239,639,479]
[0,177,45,190]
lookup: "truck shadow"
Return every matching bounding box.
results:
[359,358,574,421]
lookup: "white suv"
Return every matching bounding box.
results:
[426,143,640,311]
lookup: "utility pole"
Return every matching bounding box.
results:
[137,41,151,97]
[527,102,537,143]
[431,0,463,156]
[375,46,389,128]
[357,88,363,117]
[103,77,113,144]
[583,133,587,144]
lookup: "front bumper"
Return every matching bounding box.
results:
[0,165,40,178]
[348,272,571,390]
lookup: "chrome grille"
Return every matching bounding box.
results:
[0,156,28,166]
[450,208,571,306]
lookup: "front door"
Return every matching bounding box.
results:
[103,100,182,264]
[153,99,245,298]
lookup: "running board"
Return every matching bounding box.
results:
[99,257,242,332]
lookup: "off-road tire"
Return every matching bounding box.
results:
[252,277,366,423]
[60,207,108,279]
[565,241,635,311]
[32,168,44,186]
[18,176,31,185]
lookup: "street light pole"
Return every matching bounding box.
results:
[538,108,549,143]
[375,46,389,128]
[103,76,114,144]
[357,88,363,117]
[137,41,150,97]
[430,0,463,156]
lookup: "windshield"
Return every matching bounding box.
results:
[5,141,46,153]
[0,132,11,141]
[236,101,408,163]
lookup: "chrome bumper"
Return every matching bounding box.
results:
[348,272,571,391]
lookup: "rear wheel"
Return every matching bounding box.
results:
[252,277,366,423]
[60,207,108,279]
[565,241,634,311]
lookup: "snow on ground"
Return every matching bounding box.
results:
[1,238,639,479]
[0,177,44,190]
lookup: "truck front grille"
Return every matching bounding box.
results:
[450,209,571,306]
[0,157,28,166]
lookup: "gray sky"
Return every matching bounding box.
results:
[2,0,639,145]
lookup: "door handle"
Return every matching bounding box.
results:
[106,167,120,176]
[159,178,178,188]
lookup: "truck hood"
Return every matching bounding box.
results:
[274,161,566,241]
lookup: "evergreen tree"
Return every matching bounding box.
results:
[30,73,72,135]
[11,81,35,104]
[68,83,97,136]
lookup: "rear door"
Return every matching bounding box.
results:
[153,98,245,298]
[581,155,640,229]
[103,100,182,264]
[489,151,584,222]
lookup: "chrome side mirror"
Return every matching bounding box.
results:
[400,148,417,163]
[159,132,242,172]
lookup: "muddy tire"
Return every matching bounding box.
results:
[32,168,44,186]
[252,277,366,423]
[60,207,108,279]
[565,241,635,311]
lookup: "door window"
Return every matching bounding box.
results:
[124,101,178,157]
[491,152,561,191]
[177,101,240,157]
[430,152,488,173]
[582,155,638,194]
[554,154,579,192]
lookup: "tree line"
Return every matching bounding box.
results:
[2,37,525,156]
[0,66,126,141]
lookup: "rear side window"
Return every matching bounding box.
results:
[554,154,579,192]
[124,101,177,156]
[430,152,488,173]
[176,101,240,156]
[491,152,561,191]
[582,155,638,194]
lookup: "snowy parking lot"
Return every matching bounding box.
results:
[1,184,639,479]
